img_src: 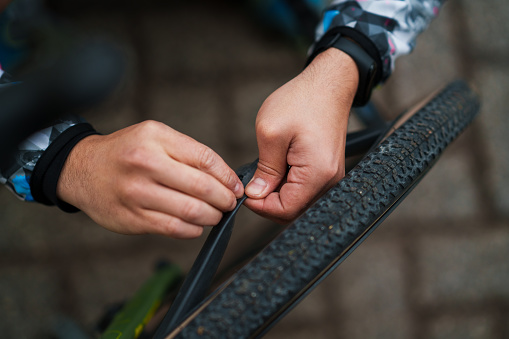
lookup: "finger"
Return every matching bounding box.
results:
[141,209,206,239]
[123,179,224,226]
[245,129,289,199]
[164,133,244,198]
[147,157,238,212]
[245,164,340,223]
[244,182,308,223]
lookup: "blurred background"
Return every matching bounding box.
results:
[0,0,508,338]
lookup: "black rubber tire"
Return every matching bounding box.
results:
[172,80,480,338]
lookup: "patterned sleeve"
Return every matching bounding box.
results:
[0,2,89,203]
[315,0,445,81]
[0,78,85,202]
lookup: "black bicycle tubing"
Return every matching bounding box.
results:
[172,80,480,339]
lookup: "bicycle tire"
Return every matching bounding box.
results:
[168,80,480,338]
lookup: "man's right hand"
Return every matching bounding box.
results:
[56,120,244,239]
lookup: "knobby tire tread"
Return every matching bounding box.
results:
[174,81,480,338]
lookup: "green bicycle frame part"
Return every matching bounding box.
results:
[99,263,182,339]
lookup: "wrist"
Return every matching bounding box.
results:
[56,133,101,210]
[30,123,99,212]
[307,31,381,106]
[302,47,359,107]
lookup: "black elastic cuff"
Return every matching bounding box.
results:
[306,26,383,85]
[30,123,99,213]
[328,27,382,79]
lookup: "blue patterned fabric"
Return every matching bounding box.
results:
[0,110,85,201]
[314,0,444,81]
[0,0,84,201]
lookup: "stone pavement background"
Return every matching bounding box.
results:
[1,0,508,338]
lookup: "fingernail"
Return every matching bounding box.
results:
[246,177,267,197]
[234,182,243,196]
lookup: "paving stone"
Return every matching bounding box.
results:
[265,270,343,339]
[147,82,229,155]
[334,235,411,339]
[84,84,141,135]
[65,11,142,131]
[0,187,138,254]
[266,323,337,339]
[427,314,497,339]
[141,2,303,80]
[462,0,509,54]
[0,190,54,253]
[0,266,59,339]
[0,187,210,268]
[418,228,509,305]
[474,63,509,215]
[264,287,334,338]
[67,7,134,44]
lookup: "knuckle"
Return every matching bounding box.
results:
[142,211,204,239]
[123,146,150,169]
[256,121,281,142]
[128,216,151,235]
[186,226,204,239]
[181,200,202,223]
[191,173,213,197]
[218,171,238,194]
[118,180,143,204]
[163,218,203,239]
[137,120,164,135]
[210,209,223,225]
[225,193,236,211]
[162,217,183,238]
[219,168,234,185]
[197,146,217,171]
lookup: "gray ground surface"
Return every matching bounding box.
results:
[1,1,508,338]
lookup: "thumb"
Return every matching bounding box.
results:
[245,141,289,199]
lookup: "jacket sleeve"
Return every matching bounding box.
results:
[313,0,445,82]
[0,67,99,211]
[0,2,98,210]
[0,73,86,203]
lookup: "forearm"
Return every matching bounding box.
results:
[314,0,445,82]
[0,3,95,207]
[302,47,359,107]
[0,114,93,205]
